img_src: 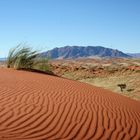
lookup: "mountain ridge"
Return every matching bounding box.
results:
[127,53,140,58]
[42,46,131,59]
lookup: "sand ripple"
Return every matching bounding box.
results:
[0,69,140,140]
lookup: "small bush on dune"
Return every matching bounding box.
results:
[117,83,126,92]
[7,44,50,72]
[34,57,51,72]
[7,45,38,69]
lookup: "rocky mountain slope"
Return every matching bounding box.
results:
[42,46,131,59]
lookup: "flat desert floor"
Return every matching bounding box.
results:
[0,68,140,140]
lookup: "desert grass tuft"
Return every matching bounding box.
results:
[7,44,38,69]
[7,44,50,72]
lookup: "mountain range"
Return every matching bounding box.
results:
[126,53,140,58]
[42,46,131,59]
[0,58,6,61]
[1,46,139,60]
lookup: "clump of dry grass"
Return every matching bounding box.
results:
[7,44,50,72]
[7,44,39,69]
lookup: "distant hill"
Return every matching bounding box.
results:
[127,53,140,58]
[42,46,131,59]
[0,58,6,61]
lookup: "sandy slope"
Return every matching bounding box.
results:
[0,69,140,140]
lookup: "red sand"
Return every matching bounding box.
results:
[0,68,140,140]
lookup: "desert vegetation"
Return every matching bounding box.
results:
[7,44,51,73]
[117,83,127,92]
[50,58,140,100]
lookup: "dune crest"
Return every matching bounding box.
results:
[0,68,140,140]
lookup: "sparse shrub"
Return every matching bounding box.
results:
[117,83,126,92]
[7,44,39,69]
[7,44,50,73]
[34,57,51,72]
[127,88,134,92]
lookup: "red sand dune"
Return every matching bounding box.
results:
[0,68,140,140]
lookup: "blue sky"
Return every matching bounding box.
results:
[0,0,140,57]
